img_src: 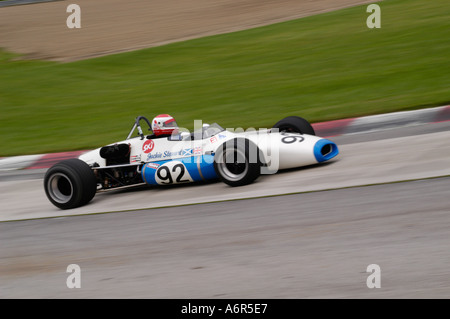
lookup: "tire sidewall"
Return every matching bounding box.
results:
[44,159,97,209]
[213,138,261,187]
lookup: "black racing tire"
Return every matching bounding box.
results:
[44,158,97,210]
[272,116,315,135]
[214,138,262,187]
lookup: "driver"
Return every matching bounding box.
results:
[150,114,179,138]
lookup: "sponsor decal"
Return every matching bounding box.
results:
[142,139,155,154]
[147,152,163,161]
[130,155,141,163]
[146,148,197,161]
[146,163,160,169]
[147,152,162,161]
[193,147,202,155]
[163,150,183,158]
[218,134,227,139]
[210,136,218,144]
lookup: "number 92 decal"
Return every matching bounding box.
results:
[155,161,193,185]
[281,132,305,144]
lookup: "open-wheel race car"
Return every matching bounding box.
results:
[44,114,339,209]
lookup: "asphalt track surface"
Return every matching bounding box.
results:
[1,121,450,298]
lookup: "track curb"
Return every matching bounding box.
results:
[1,105,449,171]
[312,104,450,137]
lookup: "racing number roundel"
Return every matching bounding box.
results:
[142,139,155,154]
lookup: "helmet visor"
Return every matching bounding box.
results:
[163,118,178,128]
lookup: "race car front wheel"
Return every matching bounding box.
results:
[214,138,261,187]
[44,158,97,209]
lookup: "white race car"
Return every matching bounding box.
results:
[44,115,339,209]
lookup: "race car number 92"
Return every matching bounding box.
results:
[155,161,193,185]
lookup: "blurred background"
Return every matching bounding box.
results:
[1,0,450,300]
[0,0,448,156]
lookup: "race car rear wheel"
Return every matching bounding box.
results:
[214,138,261,187]
[44,158,97,209]
[272,116,315,135]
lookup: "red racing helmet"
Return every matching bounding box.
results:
[151,114,179,136]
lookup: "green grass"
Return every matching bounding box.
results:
[1,0,449,156]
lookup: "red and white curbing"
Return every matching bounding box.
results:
[0,151,87,171]
[312,104,450,137]
[1,105,449,171]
